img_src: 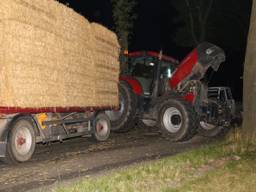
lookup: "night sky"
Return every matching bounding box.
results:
[59,0,252,101]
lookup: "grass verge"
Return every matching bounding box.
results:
[54,138,256,192]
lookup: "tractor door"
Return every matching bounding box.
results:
[128,57,158,96]
[157,61,176,96]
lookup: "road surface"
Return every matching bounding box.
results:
[0,127,212,192]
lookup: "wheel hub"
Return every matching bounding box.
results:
[17,136,26,146]
[96,120,108,137]
[14,126,33,156]
[163,107,183,133]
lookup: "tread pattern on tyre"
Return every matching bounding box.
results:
[111,81,138,133]
[157,93,199,142]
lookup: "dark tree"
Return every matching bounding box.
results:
[170,0,250,48]
[170,0,214,47]
[243,0,256,146]
[111,0,137,50]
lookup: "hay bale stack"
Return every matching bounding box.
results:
[0,0,120,109]
[91,23,120,107]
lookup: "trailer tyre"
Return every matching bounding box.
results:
[92,113,111,142]
[106,82,137,133]
[158,96,198,142]
[6,117,36,164]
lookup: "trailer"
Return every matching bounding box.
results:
[0,107,112,164]
[0,0,120,164]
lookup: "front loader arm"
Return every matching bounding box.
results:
[169,42,225,90]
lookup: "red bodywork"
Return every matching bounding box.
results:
[119,76,143,96]
[121,51,179,97]
[126,51,179,64]
[122,50,199,103]
[0,106,116,114]
[169,49,198,89]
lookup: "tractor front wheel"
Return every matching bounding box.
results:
[158,96,198,142]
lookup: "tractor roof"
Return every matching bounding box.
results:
[126,51,179,64]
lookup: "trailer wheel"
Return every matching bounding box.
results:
[105,82,137,132]
[6,117,36,164]
[158,96,198,142]
[92,113,111,142]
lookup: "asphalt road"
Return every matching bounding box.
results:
[0,127,212,192]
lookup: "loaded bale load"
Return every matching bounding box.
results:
[91,23,120,107]
[0,0,120,113]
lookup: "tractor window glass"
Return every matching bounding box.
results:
[160,62,175,79]
[129,58,156,79]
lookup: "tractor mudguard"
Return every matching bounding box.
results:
[119,76,143,96]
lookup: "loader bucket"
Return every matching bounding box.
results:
[197,42,225,72]
[170,42,225,89]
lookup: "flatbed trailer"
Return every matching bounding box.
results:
[0,106,114,164]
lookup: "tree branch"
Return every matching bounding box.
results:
[185,0,199,45]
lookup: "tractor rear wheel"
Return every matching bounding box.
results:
[106,82,137,132]
[158,95,198,141]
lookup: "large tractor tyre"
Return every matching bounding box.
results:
[92,113,111,142]
[158,96,199,142]
[106,82,138,133]
[5,117,36,164]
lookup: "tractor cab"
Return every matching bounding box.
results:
[122,51,179,98]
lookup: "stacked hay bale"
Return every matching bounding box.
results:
[91,23,120,107]
[0,0,120,109]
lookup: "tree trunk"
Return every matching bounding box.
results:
[242,0,256,144]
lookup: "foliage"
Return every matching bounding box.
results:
[111,0,137,50]
[170,0,251,48]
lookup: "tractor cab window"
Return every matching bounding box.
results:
[128,57,157,96]
[160,61,175,79]
[129,57,156,78]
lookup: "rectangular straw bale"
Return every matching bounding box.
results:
[90,23,120,107]
[0,0,120,109]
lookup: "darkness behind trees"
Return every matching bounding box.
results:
[60,0,252,101]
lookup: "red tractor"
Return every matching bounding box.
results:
[106,42,235,141]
